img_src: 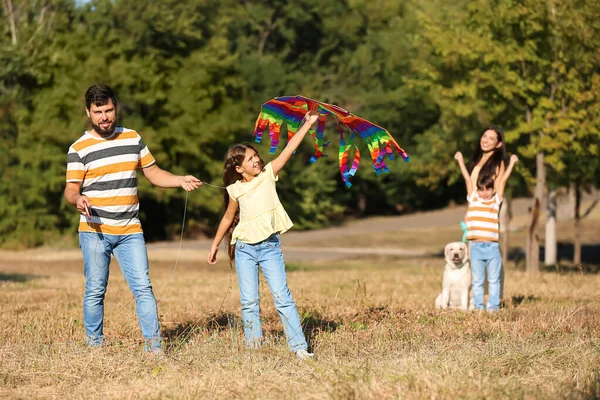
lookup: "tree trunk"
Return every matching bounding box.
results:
[534,152,546,210]
[544,190,557,266]
[2,0,18,45]
[500,197,511,266]
[499,197,511,300]
[526,198,540,273]
[526,151,545,273]
[573,182,581,265]
[357,179,367,216]
[566,185,576,219]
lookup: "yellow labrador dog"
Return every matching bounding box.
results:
[434,242,474,311]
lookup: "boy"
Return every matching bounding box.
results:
[454,151,518,311]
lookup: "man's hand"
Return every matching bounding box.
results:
[181,176,202,192]
[76,195,91,218]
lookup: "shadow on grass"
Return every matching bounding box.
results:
[162,312,238,348]
[580,370,600,400]
[300,310,340,351]
[511,294,541,308]
[163,310,341,353]
[0,272,40,282]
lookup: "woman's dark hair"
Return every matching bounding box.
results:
[223,143,264,262]
[469,126,507,179]
[85,84,117,109]
[477,174,495,190]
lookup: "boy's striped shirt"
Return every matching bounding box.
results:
[66,127,155,235]
[465,193,502,242]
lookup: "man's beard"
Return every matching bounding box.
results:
[92,120,116,137]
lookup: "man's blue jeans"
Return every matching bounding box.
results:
[470,241,503,311]
[234,234,308,352]
[79,232,161,350]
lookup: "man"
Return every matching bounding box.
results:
[64,84,201,353]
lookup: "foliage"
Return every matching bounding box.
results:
[0,0,598,247]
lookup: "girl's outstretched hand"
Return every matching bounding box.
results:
[304,109,320,126]
[509,154,519,164]
[454,151,464,163]
[271,108,321,177]
[207,244,219,265]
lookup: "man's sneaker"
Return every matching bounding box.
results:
[296,349,314,360]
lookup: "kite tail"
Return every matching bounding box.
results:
[253,112,283,154]
[368,131,410,175]
[269,122,281,154]
[338,121,360,188]
[253,115,268,144]
[309,115,327,163]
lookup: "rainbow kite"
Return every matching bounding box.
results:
[253,95,410,187]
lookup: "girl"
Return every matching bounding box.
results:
[455,151,518,311]
[468,126,508,191]
[465,126,509,302]
[207,110,320,360]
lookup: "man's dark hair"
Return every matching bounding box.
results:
[85,84,117,109]
[477,174,495,190]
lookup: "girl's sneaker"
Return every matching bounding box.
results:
[296,349,314,360]
[146,347,165,357]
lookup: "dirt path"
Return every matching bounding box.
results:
[2,196,596,264]
[149,198,537,262]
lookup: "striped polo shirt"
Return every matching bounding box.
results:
[66,127,155,235]
[465,192,502,242]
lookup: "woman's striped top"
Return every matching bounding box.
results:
[66,127,155,235]
[465,192,502,242]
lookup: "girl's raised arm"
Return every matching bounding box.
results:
[493,161,506,193]
[271,110,320,177]
[207,198,239,265]
[496,154,518,200]
[454,151,474,196]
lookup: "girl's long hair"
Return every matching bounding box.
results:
[223,143,264,262]
[469,126,508,179]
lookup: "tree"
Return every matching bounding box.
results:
[0,0,78,247]
[411,0,600,272]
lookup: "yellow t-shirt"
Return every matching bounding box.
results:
[226,162,293,244]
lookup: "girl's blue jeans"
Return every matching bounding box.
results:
[470,241,503,311]
[79,232,161,350]
[234,234,308,352]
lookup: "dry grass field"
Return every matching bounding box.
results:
[1,205,599,399]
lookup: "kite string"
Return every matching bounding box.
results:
[202,182,227,189]
[156,182,226,303]
[111,182,226,323]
